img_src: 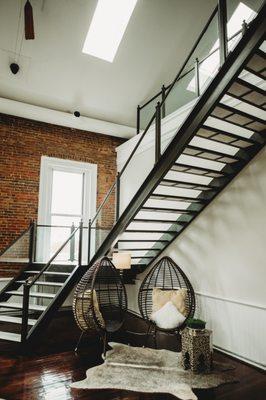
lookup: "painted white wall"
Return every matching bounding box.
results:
[133,147,266,369]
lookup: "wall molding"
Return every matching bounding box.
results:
[214,345,266,371]
[195,291,266,311]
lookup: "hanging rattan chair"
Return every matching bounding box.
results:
[138,256,195,348]
[73,257,127,355]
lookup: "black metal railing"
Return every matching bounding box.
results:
[86,0,263,264]
[20,223,82,342]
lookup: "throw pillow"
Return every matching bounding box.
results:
[151,301,186,329]
[152,287,188,316]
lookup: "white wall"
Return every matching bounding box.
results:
[134,147,266,369]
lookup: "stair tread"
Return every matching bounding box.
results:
[234,77,265,96]
[216,102,265,125]
[0,331,21,342]
[173,162,233,177]
[133,218,187,223]
[186,144,245,162]
[6,291,55,299]
[118,239,170,243]
[201,124,260,145]
[25,270,70,276]
[150,193,207,203]
[141,206,198,214]
[0,302,46,311]
[161,178,216,190]
[16,280,63,287]
[0,315,37,326]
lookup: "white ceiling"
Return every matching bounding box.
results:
[0,0,217,131]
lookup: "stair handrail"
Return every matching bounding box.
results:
[89,4,219,233]
[28,224,81,289]
[21,223,82,342]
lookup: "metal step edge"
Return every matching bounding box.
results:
[0,331,21,342]
[0,315,37,326]
[6,291,55,299]
[16,280,63,287]
[0,302,46,311]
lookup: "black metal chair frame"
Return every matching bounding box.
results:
[138,256,195,348]
[73,256,128,356]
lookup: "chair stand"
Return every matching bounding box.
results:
[74,331,84,354]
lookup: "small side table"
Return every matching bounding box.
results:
[181,327,213,373]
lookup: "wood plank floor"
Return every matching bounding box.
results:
[0,347,265,400]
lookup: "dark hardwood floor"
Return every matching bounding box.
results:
[0,345,265,400]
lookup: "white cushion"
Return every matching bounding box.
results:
[151,301,186,330]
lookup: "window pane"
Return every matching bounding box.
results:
[51,170,83,215]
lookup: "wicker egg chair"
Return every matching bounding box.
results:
[73,256,127,355]
[138,256,195,348]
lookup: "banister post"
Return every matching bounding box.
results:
[161,85,166,118]
[69,222,75,262]
[21,282,30,343]
[218,0,228,66]
[194,58,200,97]
[116,172,120,222]
[78,220,83,266]
[155,102,161,164]
[87,219,91,264]
[242,20,248,36]
[137,105,140,134]
[28,220,36,264]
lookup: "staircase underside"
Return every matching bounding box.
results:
[89,14,266,283]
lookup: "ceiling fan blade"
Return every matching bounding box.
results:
[24,0,35,40]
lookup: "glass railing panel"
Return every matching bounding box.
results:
[89,182,117,260]
[139,94,160,131]
[35,224,80,263]
[0,227,30,262]
[119,118,156,214]
[198,46,220,95]
[183,8,219,77]
[164,69,198,119]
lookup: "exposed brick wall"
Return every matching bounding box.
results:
[0,113,124,254]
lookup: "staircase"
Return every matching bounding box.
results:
[0,1,265,344]
[0,224,86,344]
[88,3,266,283]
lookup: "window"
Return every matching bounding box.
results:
[37,157,97,262]
[82,0,138,62]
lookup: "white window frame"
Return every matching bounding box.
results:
[37,156,97,263]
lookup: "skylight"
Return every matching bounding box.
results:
[82,0,138,62]
[187,2,256,93]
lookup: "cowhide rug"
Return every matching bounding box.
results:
[71,342,237,400]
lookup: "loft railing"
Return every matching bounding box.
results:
[87,0,264,263]
[0,220,86,266]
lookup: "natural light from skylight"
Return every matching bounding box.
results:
[82,0,138,62]
[187,2,256,93]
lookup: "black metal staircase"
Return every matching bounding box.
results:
[0,1,265,344]
[87,2,266,282]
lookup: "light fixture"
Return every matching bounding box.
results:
[112,252,131,270]
[82,0,138,62]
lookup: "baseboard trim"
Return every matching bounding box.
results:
[214,345,266,371]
